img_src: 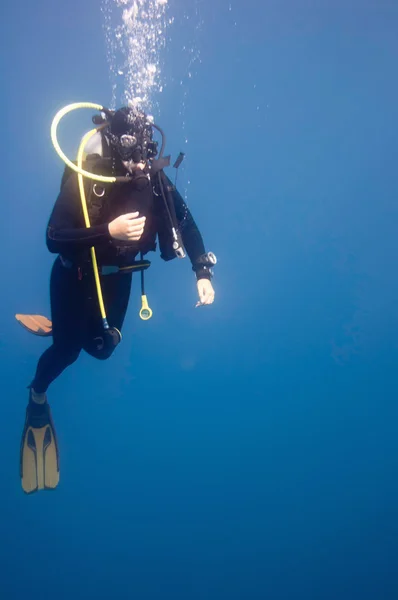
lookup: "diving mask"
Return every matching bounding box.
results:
[107,107,158,163]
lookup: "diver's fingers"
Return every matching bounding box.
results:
[129,223,145,238]
[127,221,146,233]
[128,231,144,241]
[195,295,215,307]
[201,292,215,305]
[127,219,146,237]
[127,217,146,228]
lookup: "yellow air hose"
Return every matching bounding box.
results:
[52,103,116,183]
[76,126,109,328]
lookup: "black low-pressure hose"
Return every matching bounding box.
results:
[152,123,166,159]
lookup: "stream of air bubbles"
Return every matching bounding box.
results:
[101,0,170,112]
[101,0,204,199]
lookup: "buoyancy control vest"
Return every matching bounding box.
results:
[60,154,183,264]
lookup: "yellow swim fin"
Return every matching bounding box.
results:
[20,402,60,494]
[15,314,53,337]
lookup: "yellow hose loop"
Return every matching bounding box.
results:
[51,102,119,183]
[139,295,153,320]
[76,128,108,321]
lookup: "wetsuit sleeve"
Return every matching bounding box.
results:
[171,184,212,281]
[46,174,111,254]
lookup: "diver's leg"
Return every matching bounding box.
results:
[22,258,84,493]
[83,272,132,360]
[30,345,81,394]
[30,258,83,393]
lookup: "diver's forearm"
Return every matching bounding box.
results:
[181,223,212,280]
[46,223,111,253]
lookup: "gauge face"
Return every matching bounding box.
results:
[207,252,217,265]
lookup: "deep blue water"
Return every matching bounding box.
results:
[1,1,398,598]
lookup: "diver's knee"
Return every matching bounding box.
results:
[64,347,81,366]
[85,333,119,360]
[93,347,116,360]
[51,344,81,367]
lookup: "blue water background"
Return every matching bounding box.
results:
[1,1,398,598]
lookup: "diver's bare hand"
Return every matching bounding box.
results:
[108,212,146,241]
[195,279,215,307]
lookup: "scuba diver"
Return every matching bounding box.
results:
[18,105,216,493]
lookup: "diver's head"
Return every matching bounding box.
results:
[107,106,158,164]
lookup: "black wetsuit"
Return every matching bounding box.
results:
[31,169,209,393]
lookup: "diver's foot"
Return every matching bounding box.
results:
[29,387,47,406]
